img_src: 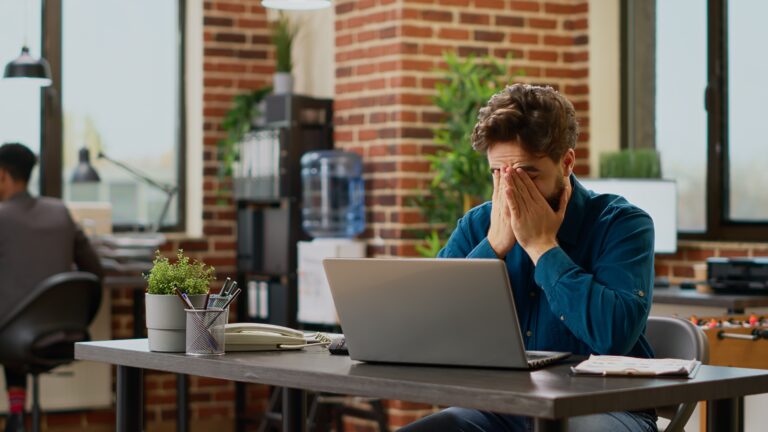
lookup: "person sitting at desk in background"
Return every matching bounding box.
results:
[401,85,657,432]
[0,143,103,432]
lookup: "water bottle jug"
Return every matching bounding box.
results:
[301,150,365,238]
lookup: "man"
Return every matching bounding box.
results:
[402,84,657,431]
[0,143,103,432]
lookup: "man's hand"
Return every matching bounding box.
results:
[504,168,571,265]
[487,166,516,259]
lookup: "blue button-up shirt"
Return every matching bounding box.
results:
[438,175,655,358]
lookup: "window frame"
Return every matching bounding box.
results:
[622,0,768,241]
[40,0,187,233]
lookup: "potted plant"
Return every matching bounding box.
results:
[145,250,215,352]
[271,13,297,94]
[414,52,511,256]
[217,86,272,189]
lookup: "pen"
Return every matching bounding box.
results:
[221,277,232,296]
[174,287,195,309]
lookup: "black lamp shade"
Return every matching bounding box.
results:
[71,148,101,183]
[3,46,52,87]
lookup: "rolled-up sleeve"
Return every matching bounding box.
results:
[533,210,655,355]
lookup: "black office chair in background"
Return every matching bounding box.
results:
[0,272,101,432]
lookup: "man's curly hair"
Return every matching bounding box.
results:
[471,83,579,161]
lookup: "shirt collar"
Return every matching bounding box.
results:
[557,174,588,246]
[8,190,32,202]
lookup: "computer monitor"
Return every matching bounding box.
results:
[578,179,677,254]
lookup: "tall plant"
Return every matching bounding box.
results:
[271,13,297,73]
[415,52,511,257]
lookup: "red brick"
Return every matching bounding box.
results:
[421,10,453,22]
[543,35,574,46]
[214,2,246,13]
[458,46,489,56]
[474,0,505,8]
[460,12,490,25]
[510,32,539,44]
[528,50,558,62]
[718,249,750,258]
[686,249,717,261]
[438,28,470,40]
[510,0,540,12]
[496,15,524,27]
[564,51,589,62]
[475,30,505,42]
[402,25,433,38]
[529,18,557,29]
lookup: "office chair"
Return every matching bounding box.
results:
[0,272,101,432]
[645,316,710,432]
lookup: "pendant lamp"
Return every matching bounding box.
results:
[3,46,52,87]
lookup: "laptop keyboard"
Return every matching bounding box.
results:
[526,351,569,368]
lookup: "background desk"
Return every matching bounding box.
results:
[76,339,768,432]
[653,286,768,314]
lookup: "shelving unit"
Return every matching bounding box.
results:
[233,94,333,432]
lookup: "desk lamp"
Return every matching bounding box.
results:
[71,147,177,232]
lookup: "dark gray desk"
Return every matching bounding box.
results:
[653,286,768,314]
[75,339,768,432]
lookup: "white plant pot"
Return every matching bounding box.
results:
[273,72,294,95]
[145,293,207,352]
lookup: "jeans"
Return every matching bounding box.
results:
[399,407,658,432]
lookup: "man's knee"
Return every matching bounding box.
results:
[400,407,484,431]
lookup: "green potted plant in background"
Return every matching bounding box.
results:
[271,13,297,94]
[599,148,662,179]
[217,86,272,185]
[414,52,512,257]
[145,250,215,352]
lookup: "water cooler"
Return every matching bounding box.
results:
[297,150,366,326]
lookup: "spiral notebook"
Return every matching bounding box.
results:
[571,355,701,378]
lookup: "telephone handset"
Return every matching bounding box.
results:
[224,323,331,352]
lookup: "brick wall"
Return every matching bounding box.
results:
[333,0,589,428]
[334,0,590,262]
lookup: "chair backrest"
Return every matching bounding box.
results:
[0,272,102,372]
[645,316,710,432]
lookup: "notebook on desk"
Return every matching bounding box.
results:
[322,258,570,369]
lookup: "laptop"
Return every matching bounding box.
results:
[322,258,570,369]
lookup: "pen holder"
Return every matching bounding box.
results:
[185,308,228,356]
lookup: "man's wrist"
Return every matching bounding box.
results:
[525,240,559,265]
[487,236,511,259]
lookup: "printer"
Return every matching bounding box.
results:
[708,257,768,295]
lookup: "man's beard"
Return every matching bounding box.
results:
[546,174,566,212]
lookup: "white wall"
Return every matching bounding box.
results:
[270,7,336,99]
[588,0,621,177]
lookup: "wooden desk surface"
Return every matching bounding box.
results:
[653,286,768,310]
[76,339,768,420]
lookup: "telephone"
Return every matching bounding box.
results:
[224,323,331,352]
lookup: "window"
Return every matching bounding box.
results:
[625,0,768,240]
[22,0,186,231]
[0,0,43,195]
[46,0,186,231]
[655,0,707,233]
